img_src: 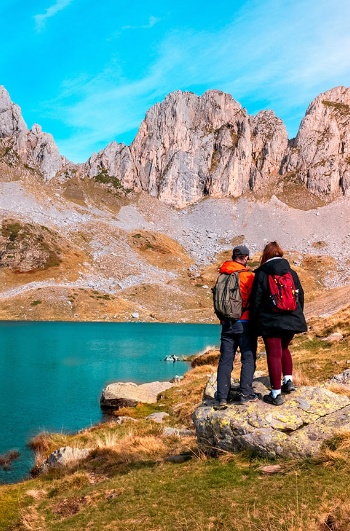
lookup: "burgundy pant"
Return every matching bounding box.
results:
[263,334,294,390]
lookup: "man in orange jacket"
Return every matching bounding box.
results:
[215,245,259,409]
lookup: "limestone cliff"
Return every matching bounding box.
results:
[130,90,252,207]
[82,140,137,191]
[0,86,70,181]
[249,110,288,190]
[283,86,350,198]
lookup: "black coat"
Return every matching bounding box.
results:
[250,257,307,336]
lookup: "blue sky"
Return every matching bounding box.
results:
[1,0,350,163]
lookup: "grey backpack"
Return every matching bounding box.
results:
[212,271,244,321]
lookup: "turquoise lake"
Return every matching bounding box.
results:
[0,321,220,484]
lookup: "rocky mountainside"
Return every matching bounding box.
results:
[1,85,350,207]
[1,85,350,323]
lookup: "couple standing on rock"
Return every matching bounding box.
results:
[215,241,307,409]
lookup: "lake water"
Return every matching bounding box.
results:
[0,321,219,484]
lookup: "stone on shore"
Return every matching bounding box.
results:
[100,381,173,411]
[38,446,90,474]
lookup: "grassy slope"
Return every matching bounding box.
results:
[2,308,350,530]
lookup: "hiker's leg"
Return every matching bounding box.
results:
[263,336,283,391]
[281,333,294,377]
[217,322,236,402]
[238,322,258,396]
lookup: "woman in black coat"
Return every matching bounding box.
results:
[250,241,307,405]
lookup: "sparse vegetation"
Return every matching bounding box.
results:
[1,220,22,241]
[94,168,131,194]
[209,148,221,173]
[322,99,350,115]
[312,240,327,249]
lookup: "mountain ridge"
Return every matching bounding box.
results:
[1,85,349,207]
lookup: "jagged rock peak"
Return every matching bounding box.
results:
[0,85,27,152]
[0,87,70,181]
[284,85,350,198]
[249,110,288,189]
[130,90,252,207]
[82,140,138,191]
[26,123,70,182]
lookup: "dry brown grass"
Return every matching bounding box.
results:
[292,368,312,387]
[191,348,220,367]
[28,431,71,454]
[316,499,350,531]
[327,384,350,400]
[128,230,193,271]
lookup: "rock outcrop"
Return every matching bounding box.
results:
[82,140,137,190]
[100,380,174,411]
[283,86,350,198]
[0,218,65,272]
[25,124,69,181]
[0,86,27,155]
[38,446,90,474]
[193,382,350,458]
[249,110,288,190]
[0,86,70,180]
[130,90,253,207]
[88,90,289,207]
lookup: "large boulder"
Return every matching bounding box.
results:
[100,381,173,411]
[38,446,90,474]
[193,385,350,458]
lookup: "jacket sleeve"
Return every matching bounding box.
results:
[291,270,304,310]
[240,271,255,310]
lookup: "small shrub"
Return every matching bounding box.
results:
[1,221,22,241]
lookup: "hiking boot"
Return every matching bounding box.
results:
[236,392,262,404]
[281,380,296,394]
[263,393,283,406]
[213,400,228,411]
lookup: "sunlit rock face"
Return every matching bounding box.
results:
[283,86,350,198]
[0,86,27,153]
[77,89,289,207]
[25,124,69,181]
[249,110,288,190]
[82,141,138,191]
[0,86,69,181]
[130,90,284,207]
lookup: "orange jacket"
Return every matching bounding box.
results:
[219,261,254,320]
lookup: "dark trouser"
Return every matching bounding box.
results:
[263,333,294,390]
[216,321,257,401]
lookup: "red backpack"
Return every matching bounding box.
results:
[268,272,297,311]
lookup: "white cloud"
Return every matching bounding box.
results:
[122,15,161,31]
[34,0,73,32]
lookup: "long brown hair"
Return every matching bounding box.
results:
[260,241,284,265]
